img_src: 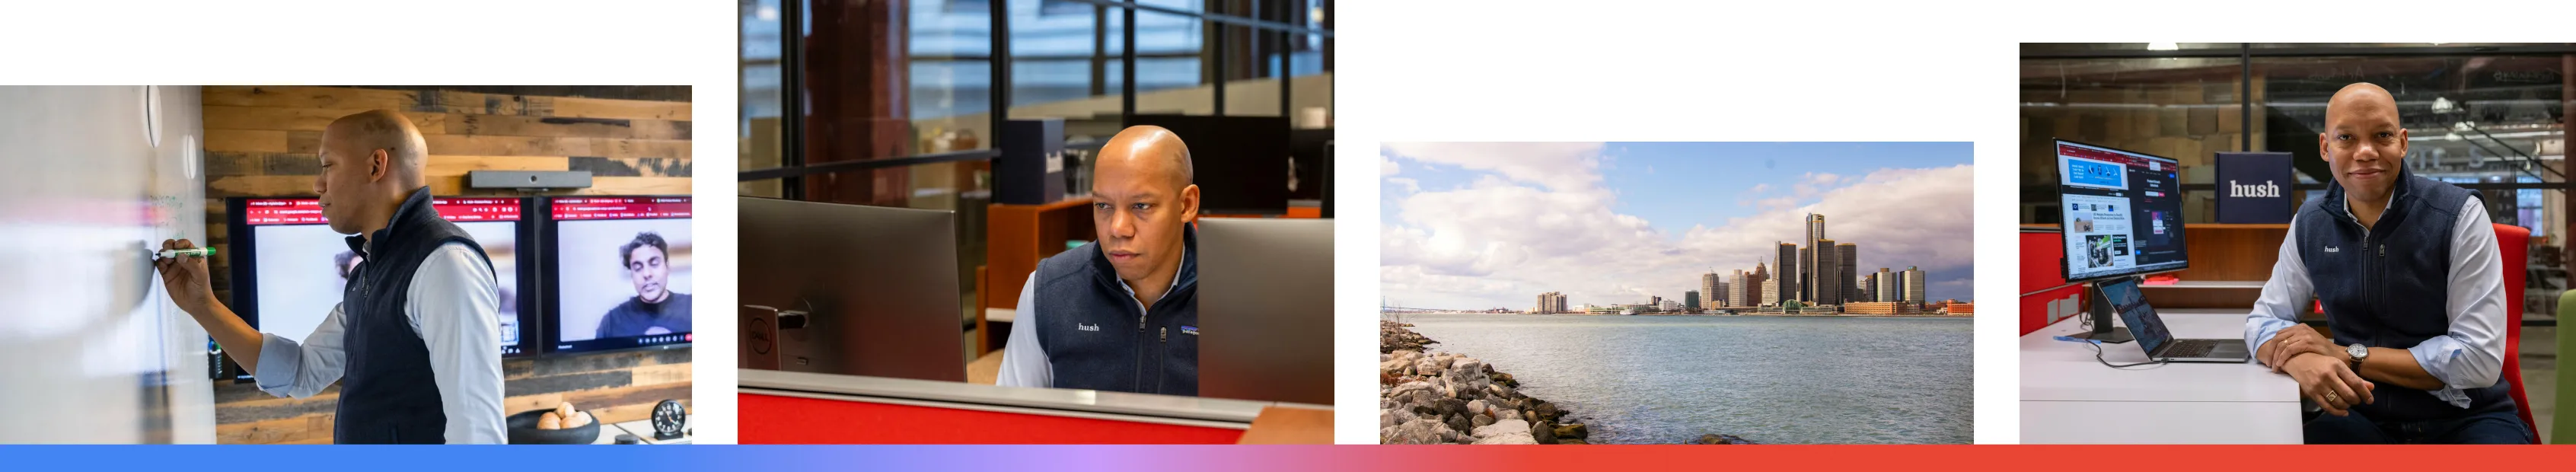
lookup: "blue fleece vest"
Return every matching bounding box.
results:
[2294,171,2511,422]
[1030,225,1198,395]
[333,188,491,444]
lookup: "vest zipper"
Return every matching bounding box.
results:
[1156,327,1168,394]
[1134,310,1148,394]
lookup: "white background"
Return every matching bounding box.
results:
[9,0,2576,445]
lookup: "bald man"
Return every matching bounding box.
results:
[996,126,1203,395]
[2241,83,2528,444]
[157,110,506,444]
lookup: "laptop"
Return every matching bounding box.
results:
[2099,277,2252,362]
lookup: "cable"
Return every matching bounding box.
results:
[2086,339,2170,370]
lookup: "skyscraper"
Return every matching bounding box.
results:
[1835,243,1859,305]
[1682,291,1699,313]
[1886,269,1906,301]
[1812,238,1841,307]
[1535,292,1569,314]
[1860,273,1879,301]
[1729,269,1749,309]
[1904,266,1927,304]
[1805,213,1825,302]
[1701,271,1721,309]
[1761,279,1781,306]
[1774,242,1799,304]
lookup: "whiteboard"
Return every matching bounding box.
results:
[0,86,217,443]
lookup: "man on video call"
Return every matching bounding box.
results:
[996,126,1200,395]
[155,110,506,444]
[2242,82,2529,444]
[596,231,691,338]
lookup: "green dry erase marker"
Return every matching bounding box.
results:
[155,247,215,260]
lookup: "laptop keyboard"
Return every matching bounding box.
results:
[2165,340,2218,358]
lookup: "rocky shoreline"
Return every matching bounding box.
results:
[1378,321,1756,445]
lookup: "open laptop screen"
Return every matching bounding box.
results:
[2099,278,2173,355]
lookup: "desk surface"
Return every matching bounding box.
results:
[2021,311,2292,403]
[2021,312,2303,444]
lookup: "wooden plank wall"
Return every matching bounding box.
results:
[196,85,693,444]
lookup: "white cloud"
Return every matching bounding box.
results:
[1382,161,1975,310]
[1380,153,1401,176]
[1381,142,1607,192]
[1385,177,1421,193]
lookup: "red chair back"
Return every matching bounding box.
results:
[2020,229,2076,335]
[2492,223,2539,444]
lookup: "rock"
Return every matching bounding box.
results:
[1450,359,1487,380]
[1388,381,1433,400]
[1554,423,1588,439]
[1445,413,1472,434]
[1470,419,1535,444]
[1433,397,1467,418]
[1531,420,1558,445]
[1379,359,1409,376]
[1691,433,1758,445]
[1533,402,1559,421]
[1495,409,1521,422]
[1384,419,1446,445]
[1471,413,1494,428]
[1466,400,1487,416]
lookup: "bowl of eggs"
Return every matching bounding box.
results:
[505,402,600,445]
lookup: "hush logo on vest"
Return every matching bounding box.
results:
[1077,323,1101,332]
[2228,180,2281,198]
[2326,245,2340,253]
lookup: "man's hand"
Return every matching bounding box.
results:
[153,238,266,374]
[2284,353,2374,416]
[155,239,218,317]
[2262,324,2342,372]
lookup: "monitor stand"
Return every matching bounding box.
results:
[2065,279,2133,343]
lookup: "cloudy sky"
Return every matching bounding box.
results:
[1379,142,1975,311]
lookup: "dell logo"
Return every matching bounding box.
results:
[2228,180,2281,198]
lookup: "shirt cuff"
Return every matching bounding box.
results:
[2245,316,2298,353]
[2407,337,2475,408]
[252,332,303,396]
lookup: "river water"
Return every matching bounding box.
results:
[1399,313,1972,444]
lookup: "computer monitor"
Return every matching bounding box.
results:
[2055,139,2191,282]
[1197,218,1334,405]
[543,196,693,354]
[738,197,964,382]
[227,196,540,362]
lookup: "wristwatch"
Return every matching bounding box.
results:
[2345,343,2370,368]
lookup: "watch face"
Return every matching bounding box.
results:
[2348,344,2368,359]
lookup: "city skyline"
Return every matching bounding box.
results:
[1381,142,1974,311]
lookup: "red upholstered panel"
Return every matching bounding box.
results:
[739,393,1246,445]
[2490,224,2539,443]
[2021,230,2075,334]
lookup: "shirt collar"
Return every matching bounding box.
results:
[1116,246,1191,303]
[345,187,438,257]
